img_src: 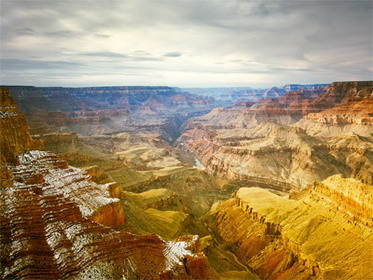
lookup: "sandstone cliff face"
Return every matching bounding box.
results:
[305,175,373,227]
[297,81,373,136]
[312,81,372,108]
[0,88,218,279]
[179,81,373,188]
[250,84,329,117]
[184,125,372,188]
[207,176,373,280]
[0,88,42,164]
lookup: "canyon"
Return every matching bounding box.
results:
[0,88,218,279]
[179,81,373,188]
[1,81,372,279]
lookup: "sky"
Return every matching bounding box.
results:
[0,0,372,88]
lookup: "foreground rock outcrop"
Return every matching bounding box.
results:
[0,88,42,164]
[0,88,217,280]
[206,175,373,280]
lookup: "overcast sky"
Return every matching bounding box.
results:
[0,0,372,87]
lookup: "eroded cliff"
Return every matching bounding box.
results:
[206,175,373,280]
[179,81,373,188]
[0,88,218,280]
[0,88,42,164]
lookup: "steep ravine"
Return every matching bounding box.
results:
[1,88,219,279]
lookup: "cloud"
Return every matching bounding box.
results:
[44,30,78,38]
[95,33,110,38]
[79,51,162,61]
[15,28,35,36]
[0,0,371,87]
[80,52,128,58]
[164,52,182,57]
[0,58,85,71]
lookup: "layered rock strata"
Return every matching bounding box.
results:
[207,175,373,280]
[0,88,217,280]
[0,156,215,279]
[179,81,373,187]
[5,86,217,139]
[0,88,42,164]
[297,82,373,136]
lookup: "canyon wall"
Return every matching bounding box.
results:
[0,88,217,279]
[4,86,217,139]
[179,81,373,187]
[184,84,329,105]
[297,82,373,136]
[0,88,42,164]
[207,175,373,280]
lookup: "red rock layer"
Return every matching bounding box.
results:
[179,81,373,187]
[250,81,372,119]
[0,88,42,164]
[0,150,216,279]
[306,85,373,125]
[249,84,329,116]
[0,88,217,279]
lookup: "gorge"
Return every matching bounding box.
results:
[1,81,372,280]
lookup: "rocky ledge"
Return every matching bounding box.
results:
[0,87,217,279]
[207,175,373,280]
[0,88,42,164]
[0,150,216,279]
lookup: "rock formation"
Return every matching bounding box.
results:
[2,80,372,279]
[206,175,373,280]
[0,88,42,164]
[297,81,373,136]
[179,81,373,187]
[0,88,217,280]
[5,86,217,140]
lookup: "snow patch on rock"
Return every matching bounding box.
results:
[163,236,197,270]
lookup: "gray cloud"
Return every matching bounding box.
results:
[44,30,78,38]
[164,52,182,57]
[80,52,128,58]
[95,33,110,38]
[15,27,35,36]
[0,58,85,71]
[79,51,162,61]
[0,0,371,87]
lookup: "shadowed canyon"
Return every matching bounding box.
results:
[1,81,372,279]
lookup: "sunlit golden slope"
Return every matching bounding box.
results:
[207,175,373,280]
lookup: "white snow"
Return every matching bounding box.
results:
[194,159,206,170]
[16,151,120,217]
[163,236,198,270]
